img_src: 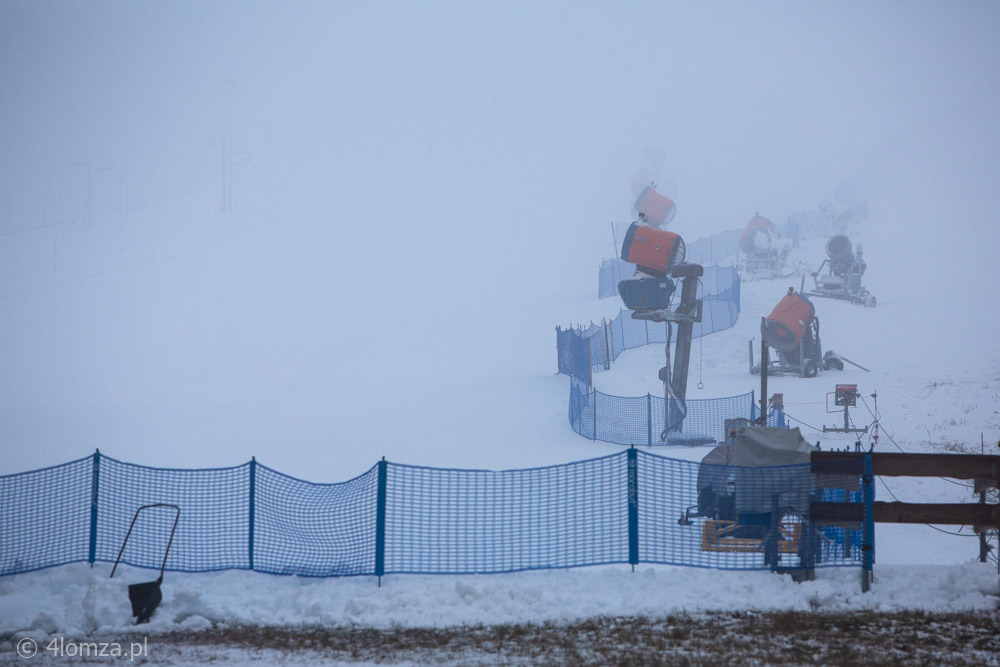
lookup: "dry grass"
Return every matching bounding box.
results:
[146,609,1000,666]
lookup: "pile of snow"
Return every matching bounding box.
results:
[3,561,996,641]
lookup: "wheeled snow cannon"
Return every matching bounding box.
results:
[749,288,846,378]
[800,235,875,307]
[738,213,792,280]
[632,185,676,228]
[617,221,703,441]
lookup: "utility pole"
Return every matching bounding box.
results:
[119,176,129,251]
[226,78,233,212]
[217,78,251,213]
[74,155,114,229]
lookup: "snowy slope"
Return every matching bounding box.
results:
[2,144,998,640]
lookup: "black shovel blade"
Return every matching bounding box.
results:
[128,578,163,624]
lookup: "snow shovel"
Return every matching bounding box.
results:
[109,503,180,624]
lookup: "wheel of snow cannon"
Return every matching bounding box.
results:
[803,359,818,378]
[863,292,876,308]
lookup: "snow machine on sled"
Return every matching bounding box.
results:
[617,221,704,441]
[675,425,865,579]
[738,213,792,280]
[749,288,845,378]
[800,235,875,307]
[675,426,836,577]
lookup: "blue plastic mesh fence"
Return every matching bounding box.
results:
[599,258,633,298]
[751,402,787,428]
[593,390,653,446]
[96,456,251,573]
[683,229,743,266]
[0,456,93,575]
[1,450,863,578]
[555,325,593,383]
[570,388,763,446]
[382,455,630,574]
[698,265,739,296]
[253,462,378,577]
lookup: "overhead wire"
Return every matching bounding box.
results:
[859,394,970,488]
[877,476,989,539]
[778,410,826,434]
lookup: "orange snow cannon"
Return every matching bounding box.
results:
[620,222,686,278]
[633,186,677,228]
[764,291,816,354]
[738,214,777,255]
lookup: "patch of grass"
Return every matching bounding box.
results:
[139,609,1000,666]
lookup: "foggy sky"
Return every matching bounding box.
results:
[1,1,999,475]
[5,1,999,226]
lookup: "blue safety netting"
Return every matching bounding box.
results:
[383,455,630,574]
[569,384,784,446]
[0,450,864,578]
[0,456,93,575]
[253,463,379,577]
[95,456,251,574]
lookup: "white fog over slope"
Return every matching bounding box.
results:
[1,0,998,650]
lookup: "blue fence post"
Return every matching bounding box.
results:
[646,394,652,447]
[375,458,387,586]
[627,448,639,570]
[88,449,100,566]
[862,453,874,592]
[248,457,256,571]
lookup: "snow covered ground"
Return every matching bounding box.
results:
[2,2,999,664]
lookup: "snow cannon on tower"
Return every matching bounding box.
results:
[800,235,876,307]
[632,185,677,229]
[749,288,847,378]
[617,221,704,441]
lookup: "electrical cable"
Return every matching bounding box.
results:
[922,524,980,538]
[859,395,971,488]
[778,409,826,433]
[878,477,987,538]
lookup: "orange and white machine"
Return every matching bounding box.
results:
[632,186,676,228]
[749,288,847,378]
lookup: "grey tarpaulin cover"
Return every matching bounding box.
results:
[732,426,816,515]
